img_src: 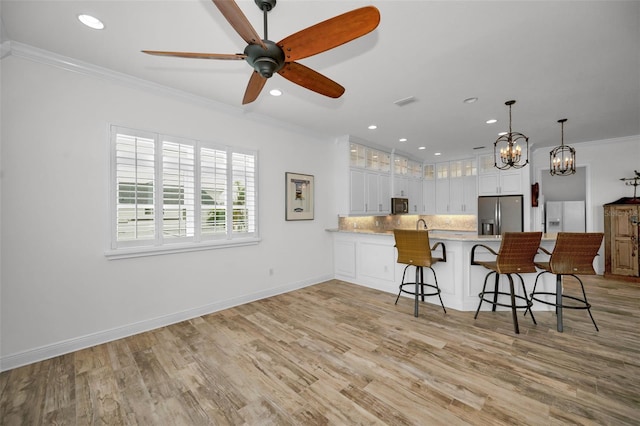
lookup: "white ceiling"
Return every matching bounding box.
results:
[2,0,639,161]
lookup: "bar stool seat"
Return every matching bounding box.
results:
[471,232,542,334]
[530,232,604,332]
[393,229,447,317]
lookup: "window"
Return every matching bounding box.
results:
[108,126,259,258]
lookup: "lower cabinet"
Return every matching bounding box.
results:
[333,232,397,292]
[332,231,558,311]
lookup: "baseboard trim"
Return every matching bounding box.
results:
[0,275,332,372]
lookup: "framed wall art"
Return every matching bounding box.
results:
[285,172,314,220]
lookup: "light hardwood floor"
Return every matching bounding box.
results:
[1,275,639,425]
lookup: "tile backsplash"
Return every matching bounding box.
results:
[338,215,477,233]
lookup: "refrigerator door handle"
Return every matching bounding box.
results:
[495,200,501,235]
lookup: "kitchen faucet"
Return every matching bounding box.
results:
[416,218,428,230]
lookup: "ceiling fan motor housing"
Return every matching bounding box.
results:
[244,40,285,78]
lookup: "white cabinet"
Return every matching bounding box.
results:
[408,178,423,214]
[477,154,523,196]
[348,142,391,215]
[449,159,477,213]
[422,164,436,214]
[350,169,391,214]
[393,175,408,197]
[435,159,477,214]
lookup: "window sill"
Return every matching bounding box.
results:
[105,237,261,260]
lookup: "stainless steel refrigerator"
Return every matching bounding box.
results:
[478,195,524,235]
[545,200,585,233]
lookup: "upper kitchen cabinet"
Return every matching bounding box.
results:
[435,162,450,214]
[349,142,391,214]
[435,159,477,214]
[422,164,436,214]
[449,159,477,214]
[393,155,423,213]
[477,154,525,196]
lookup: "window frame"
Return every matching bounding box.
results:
[106,125,260,259]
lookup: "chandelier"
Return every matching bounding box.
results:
[549,118,576,176]
[494,100,529,170]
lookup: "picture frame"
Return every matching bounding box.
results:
[285,172,314,221]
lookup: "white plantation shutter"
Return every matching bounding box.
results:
[200,147,228,236]
[115,132,156,242]
[162,140,195,239]
[109,125,258,257]
[231,151,256,234]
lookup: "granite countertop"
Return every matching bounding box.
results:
[327,228,557,242]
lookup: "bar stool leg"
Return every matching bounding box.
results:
[414,266,420,317]
[429,267,446,314]
[507,274,520,334]
[492,272,500,312]
[517,274,536,325]
[556,274,563,332]
[395,265,410,305]
[575,275,599,332]
[474,271,495,319]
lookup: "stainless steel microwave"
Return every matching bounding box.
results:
[391,197,409,214]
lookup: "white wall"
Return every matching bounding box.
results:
[531,135,640,272]
[0,53,337,370]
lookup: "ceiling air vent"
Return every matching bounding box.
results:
[393,96,417,107]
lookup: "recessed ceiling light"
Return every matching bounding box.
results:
[463,97,478,104]
[498,131,508,136]
[368,125,377,130]
[434,152,442,156]
[399,138,407,142]
[78,14,104,30]
[418,146,426,150]
[486,119,497,124]
[269,89,282,97]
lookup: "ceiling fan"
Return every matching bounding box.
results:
[142,0,380,105]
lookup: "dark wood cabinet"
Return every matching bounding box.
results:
[604,201,640,277]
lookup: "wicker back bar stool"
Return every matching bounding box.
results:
[470,232,542,334]
[393,229,447,317]
[530,232,604,332]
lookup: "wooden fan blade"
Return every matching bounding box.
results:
[278,62,345,99]
[212,0,267,49]
[277,6,380,62]
[142,50,246,60]
[243,71,267,104]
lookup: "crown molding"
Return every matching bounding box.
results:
[531,134,639,155]
[5,41,330,142]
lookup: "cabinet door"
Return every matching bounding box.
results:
[478,172,500,196]
[366,172,380,214]
[449,177,464,213]
[394,175,408,197]
[350,169,366,214]
[378,173,391,213]
[408,178,423,214]
[436,178,450,214]
[462,174,478,213]
[423,178,436,214]
[499,169,522,195]
[610,206,640,276]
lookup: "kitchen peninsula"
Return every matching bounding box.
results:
[330,227,558,312]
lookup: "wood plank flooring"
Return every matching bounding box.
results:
[1,275,639,425]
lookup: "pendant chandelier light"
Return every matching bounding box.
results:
[549,118,576,176]
[494,100,529,170]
